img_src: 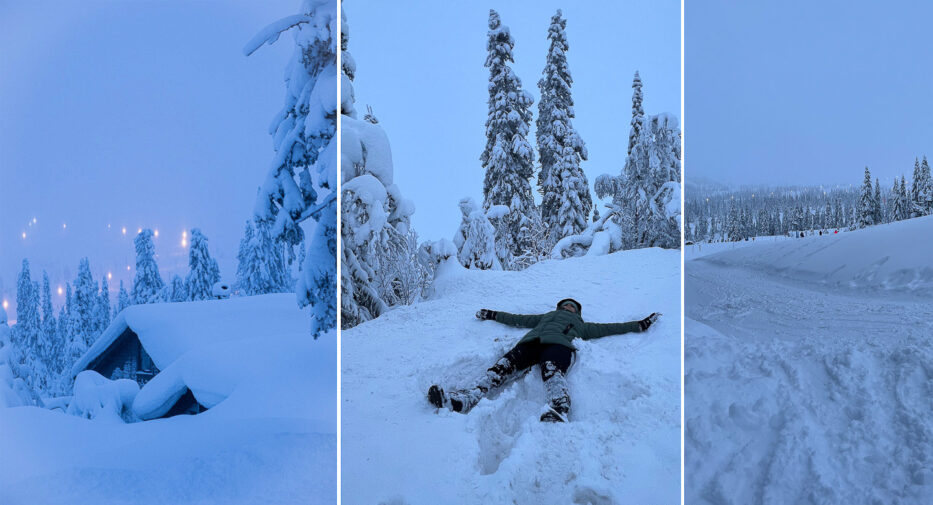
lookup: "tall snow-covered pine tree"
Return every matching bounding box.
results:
[481,9,537,264]
[536,10,590,246]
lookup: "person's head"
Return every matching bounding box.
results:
[556,298,582,315]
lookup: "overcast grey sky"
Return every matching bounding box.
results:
[687,0,933,188]
[347,0,680,242]
[1,0,298,317]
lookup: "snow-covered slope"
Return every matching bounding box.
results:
[698,215,933,295]
[0,298,336,505]
[686,217,933,504]
[342,248,681,504]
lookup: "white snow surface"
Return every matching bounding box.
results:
[74,294,308,375]
[686,217,933,504]
[67,371,138,423]
[697,215,933,295]
[2,296,336,504]
[342,248,681,504]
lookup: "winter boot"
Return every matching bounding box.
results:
[539,363,571,423]
[427,385,447,409]
[437,355,519,413]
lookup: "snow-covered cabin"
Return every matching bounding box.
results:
[71,294,308,420]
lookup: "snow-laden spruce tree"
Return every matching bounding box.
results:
[245,0,337,337]
[642,113,682,247]
[918,156,932,216]
[39,271,58,374]
[595,73,681,251]
[185,228,221,301]
[857,167,875,228]
[168,275,188,302]
[72,258,101,350]
[481,9,538,265]
[872,178,883,224]
[236,219,291,296]
[340,6,417,328]
[96,275,111,335]
[454,197,501,270]
[893,174,909,221]
[1,306,39,407]
[131,230,164,304]
[537,10,590,247]
[115,280,131,316]
[12,260,43,392]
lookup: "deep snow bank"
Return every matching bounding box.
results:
[686,217,933,504]
[696,215,933,295]
[1,298,336,505]
[342,248,681,504]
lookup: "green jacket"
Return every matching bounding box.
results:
[494,309,643,350]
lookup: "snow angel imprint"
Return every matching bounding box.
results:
[427,299,660,422]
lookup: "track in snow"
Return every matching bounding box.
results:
[686,258,933,504]
[342,249,680,505]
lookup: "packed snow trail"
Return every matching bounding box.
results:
[686,220,933,504]
[342,249,680,505]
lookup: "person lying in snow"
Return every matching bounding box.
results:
[427,298,660,423]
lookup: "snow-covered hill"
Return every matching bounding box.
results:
[698,215,933,295]
[686,217,933,504]
[0,297,336,505]
[342,248,681,504]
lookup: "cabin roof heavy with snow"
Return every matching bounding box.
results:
[72,294,307,421]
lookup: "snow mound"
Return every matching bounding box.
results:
[2,296,336,504]
[67,371,138,423]
[697,215,933,296]
[686,228,933,503]
[342,248,680,504]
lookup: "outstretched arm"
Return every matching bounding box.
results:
[476,309,543,328]
[582,313,661,340]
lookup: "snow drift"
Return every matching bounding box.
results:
[686,217,933,504]
[342,248,681,504]
[1,295,336,505]
[697,215,933,295]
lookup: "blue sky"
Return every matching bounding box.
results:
[687,0,933,188]
[347,0,680,241]
[0,0,298,317]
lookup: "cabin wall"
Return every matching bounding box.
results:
[89,328,159,386]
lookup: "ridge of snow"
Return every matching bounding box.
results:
[697,215,933,296]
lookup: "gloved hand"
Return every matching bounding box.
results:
[639,312,660,331]
[476,309,498,321]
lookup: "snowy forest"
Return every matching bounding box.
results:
[1,0,337,408]
[1,221,303,403]
[339,8,681,329]
[685,156,933,243]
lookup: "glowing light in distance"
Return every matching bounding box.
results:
[122,227,127,235]
[32,217,37,224]
[154,229,159,238]
[107,272,113,280]
[2,300,8,310]
[21,232,26,239]
[126,265,131,271]
[57,286,63,296]
[137,228,142,234]
[63,223,67,230]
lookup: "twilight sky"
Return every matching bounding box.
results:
[0,0,298,318]
[687,0,933,188]
[347,0,680,242]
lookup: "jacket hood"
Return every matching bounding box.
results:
[556,298,582,315]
